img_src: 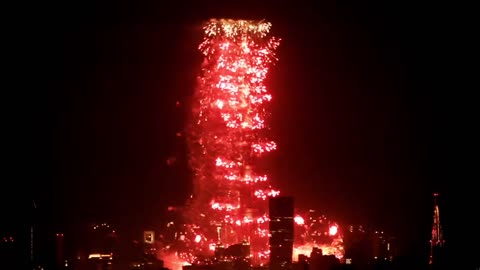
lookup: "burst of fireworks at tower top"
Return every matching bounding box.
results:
[203,19,274,38]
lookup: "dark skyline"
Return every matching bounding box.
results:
[4,0,453,263]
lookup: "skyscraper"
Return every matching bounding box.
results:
[269,196,294,270]
[186,19,281,262]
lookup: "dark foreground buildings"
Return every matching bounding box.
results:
[269,196,294,270]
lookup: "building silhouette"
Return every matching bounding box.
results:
[310,248,340,270]
[269,196,294,270]
[429,193,445,270]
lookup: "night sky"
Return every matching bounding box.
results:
[4,0,458,262]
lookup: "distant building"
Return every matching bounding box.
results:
[344,225,397,266]
[269,196,294,270]
[372,231,396,261]
[0,233,18,269]
[55,233,65,270]
[88,223,118,255]
[81,223,118,270]
[310,247,340,270]
[292,254,308,270]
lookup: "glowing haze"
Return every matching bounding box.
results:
[158,19,344,270]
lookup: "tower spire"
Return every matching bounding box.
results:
[429,193,444,267]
